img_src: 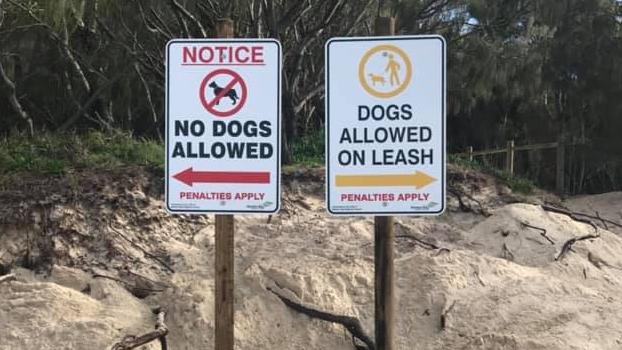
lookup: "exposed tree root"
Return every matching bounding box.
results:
[112,308,168,350]
[555,234,600,261]
[396,234,442,250]
[448,187,491,217]
[593,211,608,230]
[268,287,375,350]
[109,224,175,273]
[541,205,599,232]
[520,222,555,245]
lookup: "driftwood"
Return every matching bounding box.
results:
[520,222,555,245]
[109,224,175,273]
[0,273,16,284]
[555,234,600,261]
[112,308,168,350]
[268,287,375,350]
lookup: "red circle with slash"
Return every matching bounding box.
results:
[199,69,248,118]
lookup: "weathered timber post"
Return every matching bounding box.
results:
[374,16,396,350]
[506,140,515,176]
[215,18,235,350]
[556,136,566,194]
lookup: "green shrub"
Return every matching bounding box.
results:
[291,129,325,165]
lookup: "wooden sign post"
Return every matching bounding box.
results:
[215,18,235,350]
[326,15,446,350]
[166,16,281,350]
[215,214,234,350]
[375,214,395,350]
[374,17,396,350]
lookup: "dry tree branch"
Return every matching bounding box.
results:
[136,2,173,39]
[168,0,207,37]
[294,83,324,113]
[345,0,376,37]
[169,1,190,37]
[57,71,125,131]
[112,308,168,350]
[268,287,375,350]
[8,0,93,95]
[277,0,312,30]
[134,63,158,126]
[148,7,176,38]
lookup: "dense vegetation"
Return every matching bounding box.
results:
[0,0,620,193]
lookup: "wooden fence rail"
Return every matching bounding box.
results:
[457,140,565,193]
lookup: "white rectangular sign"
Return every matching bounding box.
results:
[325,36,446,215]
[166,39,281,214]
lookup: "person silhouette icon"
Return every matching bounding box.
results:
[385,53,401,86]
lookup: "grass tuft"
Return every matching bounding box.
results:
[0,130,537,196]
[448,154,535,195]
[0,131,164,176]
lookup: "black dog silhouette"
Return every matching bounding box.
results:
[209,81,239,105]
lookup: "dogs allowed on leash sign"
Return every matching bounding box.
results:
[165,39,281,214]
[325,36,446,215]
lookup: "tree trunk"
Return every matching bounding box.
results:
[0,59,34,137]
[262,0,295,164]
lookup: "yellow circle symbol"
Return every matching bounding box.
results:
[358,45,413,99]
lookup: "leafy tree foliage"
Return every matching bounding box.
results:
[0,0,620,192]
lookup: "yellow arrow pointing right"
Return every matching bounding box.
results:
[335,172,437,189]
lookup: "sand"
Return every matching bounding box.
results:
[0,166,621,349]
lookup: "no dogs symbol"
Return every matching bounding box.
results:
[199,69,248,117]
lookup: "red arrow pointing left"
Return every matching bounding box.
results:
[173,167,270,186]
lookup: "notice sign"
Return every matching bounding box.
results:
[325,36,446,215]
[166,39,281,214]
